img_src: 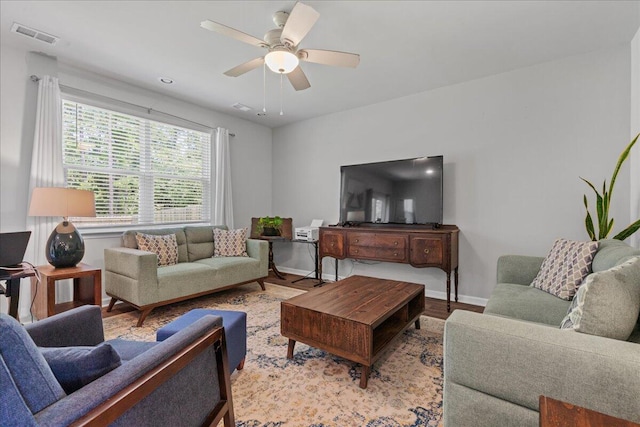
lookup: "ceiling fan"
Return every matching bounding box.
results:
[200,1,360,91]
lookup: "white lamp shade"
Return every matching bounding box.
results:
[28,187,96,218]
[265,50,299,74]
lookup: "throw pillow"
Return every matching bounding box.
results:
[213,228,248,257]
[531,238,599,300]
[135,233,179,266]
[40,342,122,394]
[560,257,640,340]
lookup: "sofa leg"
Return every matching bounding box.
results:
[107,297,118,312]
[237,358,245,371]
[257,278,266,291]
[137,308,154,327]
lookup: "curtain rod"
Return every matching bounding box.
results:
[30,75,235,137]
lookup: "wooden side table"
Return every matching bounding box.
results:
[539,395,640,427]
[30,263,102,320]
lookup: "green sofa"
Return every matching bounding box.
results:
[104,225,268,326]
[443,239,640,426]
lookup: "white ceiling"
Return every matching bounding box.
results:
[1,1,639,128]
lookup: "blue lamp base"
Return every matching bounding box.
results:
[46,221,85,268]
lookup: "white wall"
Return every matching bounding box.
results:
[272,45,632,304]
[0,46,273,318]
[631,27,640,249]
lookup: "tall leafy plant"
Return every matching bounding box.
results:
[581,133,640,241]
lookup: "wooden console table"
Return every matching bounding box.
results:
[539,395,639,427]
[30,263,102,320]
[319,224,459,310]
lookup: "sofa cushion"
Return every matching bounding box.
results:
[484,283,571,326]
[184,225,228,261]
[591,239,640,272]
[213,228,248,257]
[135,233,178,266]
[0,314,66,413]
[560,257,640,340]
[40,343,122,394]
[122,228,188,262]
[531,238,598,300]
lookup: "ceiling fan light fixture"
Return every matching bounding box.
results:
[265,50,299,74]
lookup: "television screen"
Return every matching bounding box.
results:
[339,156,443,226]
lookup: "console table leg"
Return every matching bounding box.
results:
[446,272,451,312]
[454,267,459,302]
[360,365,370,389]
[287,339,296,359]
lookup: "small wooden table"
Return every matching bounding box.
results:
[30,263,102,320]
[539,395,640,427]
[281,275,425,388]
[0,268,35,321]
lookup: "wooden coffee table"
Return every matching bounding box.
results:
[281,275,425,388]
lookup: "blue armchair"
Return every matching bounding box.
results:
[0,305,234,426]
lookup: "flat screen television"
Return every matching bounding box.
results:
[339,155,443,226]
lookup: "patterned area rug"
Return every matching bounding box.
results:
[103,283,445,427]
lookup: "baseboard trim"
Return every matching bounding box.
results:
[277,266,487,307]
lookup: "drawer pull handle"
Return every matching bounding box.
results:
[393,252,398,256]
[424,249,430,254]
[331,243,335,247]
[354,249,359,253]
[355,239,359,243]
[394,241,398,246]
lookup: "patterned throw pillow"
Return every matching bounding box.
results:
[213,228,248,257]
[531,238,599,300]
[560,257,640,340]
[135,233,179,266]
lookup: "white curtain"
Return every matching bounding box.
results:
[213,127,234,228]
[27,75,64,266]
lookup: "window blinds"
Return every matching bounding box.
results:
[62,100,211,227]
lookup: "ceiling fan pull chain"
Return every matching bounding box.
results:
[280,73,284,116]
[263,63,267,113]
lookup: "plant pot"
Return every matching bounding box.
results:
[262,227,281,236]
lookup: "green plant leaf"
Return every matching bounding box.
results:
[583,195,596,240]
[608,133,638,200]
[581,133,639,241]
[580,177,599,195]
[613,218,640,241]
[585,212,596,241]
[595,189,605,238]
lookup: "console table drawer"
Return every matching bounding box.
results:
[347,233,406,249]
[347,233,376,247]
[348,245,377,258]
[320,230,345,258]
[375,234,407,249]
[409,236,444,265]
[376,247,407,262]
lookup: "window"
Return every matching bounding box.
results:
[62,100,211,228]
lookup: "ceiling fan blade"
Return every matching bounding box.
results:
[224,57,265,77]
[280,2,320,47]
[287,66,311,91]
[201,19,266,48]
[298,49,360,68]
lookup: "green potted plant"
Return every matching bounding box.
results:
[257,216,284,236]
[581,133,639,241]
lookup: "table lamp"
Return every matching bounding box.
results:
[28,187,96,268]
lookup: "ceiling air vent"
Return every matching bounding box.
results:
[11,22,59,45]
[232,103,252,112]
